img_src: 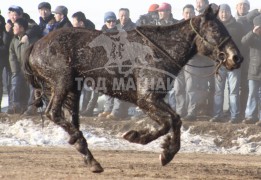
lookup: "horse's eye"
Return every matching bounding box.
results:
[212,29,219,34]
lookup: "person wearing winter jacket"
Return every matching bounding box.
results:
[210,4,244,124]
[242,15,261,126]
[52,5,72,29]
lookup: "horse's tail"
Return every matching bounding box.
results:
[23,44,47,108]
[23,43,42,89]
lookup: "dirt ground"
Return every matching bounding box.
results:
[0,146,260,180]
[0,114,261,179]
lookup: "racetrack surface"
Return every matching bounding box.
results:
[0,146,260,180]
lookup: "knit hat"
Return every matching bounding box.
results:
[14,18,28,30]
[8,5,23,15]
[219,4,231,13]
[236,0,250,5]
[236,0,250,9]
[253,15,261,26]
[148,4,159,12]
[104,11,116,23]
[38,2,51,10]
[52,6,68,16]
[156,3,172,11]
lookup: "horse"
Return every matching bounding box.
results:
[23,5,243,173]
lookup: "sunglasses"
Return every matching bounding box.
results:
[106,20,116,23]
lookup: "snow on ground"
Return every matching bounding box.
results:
[0,118,260,155]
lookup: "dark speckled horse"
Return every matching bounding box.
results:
[23,6,243,173]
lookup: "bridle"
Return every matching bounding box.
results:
[189,18,231,68]
[179,19,232,78]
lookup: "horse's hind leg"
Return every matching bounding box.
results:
[47,88,103,173]
[123,97,181,166]
[156,101,182,166]
[65,90,103,172]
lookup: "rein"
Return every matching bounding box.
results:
[186,18,230,78]
[135,27,184,71]
[185,63,214,68]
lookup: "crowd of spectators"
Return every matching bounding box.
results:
[0,0,261,127]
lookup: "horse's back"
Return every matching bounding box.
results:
[30,28,101,66]
[34,28,102,48]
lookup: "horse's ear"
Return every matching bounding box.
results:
[211,3,220,17]
[202,4,219,20]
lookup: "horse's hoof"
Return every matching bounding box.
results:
[159,152,174,166]
[85,158,104,173]
[90,162,104,173]
[122,130,139,142]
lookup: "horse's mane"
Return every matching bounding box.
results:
[135,13,204,33]
[44,15,200,41]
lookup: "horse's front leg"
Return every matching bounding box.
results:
[123,93,171,141]
[47,88,103,173]
[123,94,181,166]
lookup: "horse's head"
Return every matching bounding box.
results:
[192,4,243,70]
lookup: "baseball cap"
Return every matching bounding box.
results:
[156,3,172,11]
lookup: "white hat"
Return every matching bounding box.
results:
[236,0,250,6]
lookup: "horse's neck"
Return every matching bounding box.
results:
[137,20,198,70]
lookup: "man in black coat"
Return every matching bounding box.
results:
[52,5,72,29]
[116,8,136,31]
[0,14,9,112]
[71,11,95,30]
[38,2,56,36]
[136,4,159,26]
[71,11,98,117]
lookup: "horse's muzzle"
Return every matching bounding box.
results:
[229,55,243,70]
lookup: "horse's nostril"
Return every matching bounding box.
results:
[233,55,241,63]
